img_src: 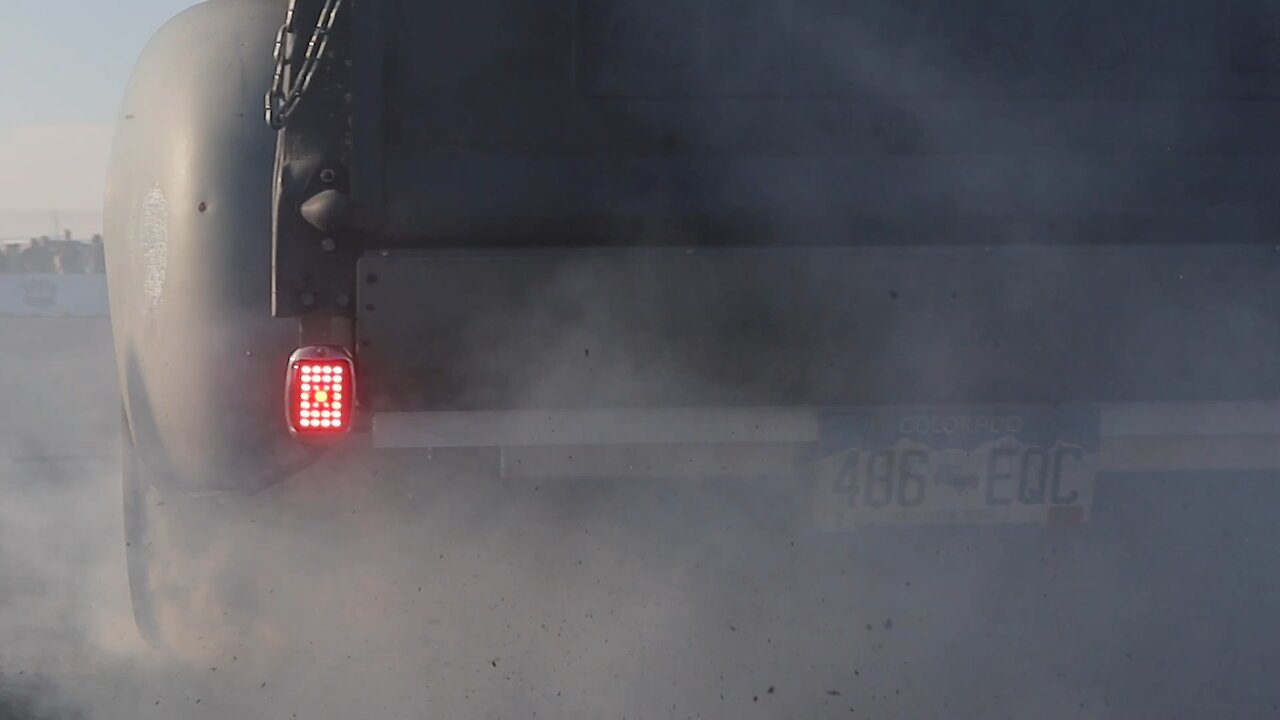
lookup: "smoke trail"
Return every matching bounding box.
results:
[6,1,1280,719]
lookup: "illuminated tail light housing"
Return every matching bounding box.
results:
[286,346,355,437]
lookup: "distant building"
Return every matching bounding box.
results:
[0,232,105,274]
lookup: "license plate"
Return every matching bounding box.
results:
[813,406,1098,529]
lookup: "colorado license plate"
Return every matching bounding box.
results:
[813,406,1098,529]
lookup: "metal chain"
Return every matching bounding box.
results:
[265,0,344,131]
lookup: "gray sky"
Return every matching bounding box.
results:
[0,0,202,239]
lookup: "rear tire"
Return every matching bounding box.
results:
[120,410,281,661]
[121,410,163,646]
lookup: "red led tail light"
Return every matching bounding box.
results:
[286,346,355,437]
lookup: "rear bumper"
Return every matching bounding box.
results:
[372,401,1280,474]
[351,245,1280,478]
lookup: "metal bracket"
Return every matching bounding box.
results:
[271,0,360,318]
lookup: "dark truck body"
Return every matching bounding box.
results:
[107,0,1280,499]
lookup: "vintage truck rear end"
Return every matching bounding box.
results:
[107,0,1280,642]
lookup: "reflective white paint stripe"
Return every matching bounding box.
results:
[373,403,1280,473]
[1098,402,1280,471]
[1099,402,1280,438]
[376,403,1280,447]
[1100,437,1280,473]
[374,407,819,448]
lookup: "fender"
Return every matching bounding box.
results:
[105,0,321,493]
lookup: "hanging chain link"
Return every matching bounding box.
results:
[265,0,345,131]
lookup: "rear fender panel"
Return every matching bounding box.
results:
[105,0,321,493]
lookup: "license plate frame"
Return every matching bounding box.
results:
[813,405,1099,529]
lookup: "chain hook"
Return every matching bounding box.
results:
[265,0,343,131]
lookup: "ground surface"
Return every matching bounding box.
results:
[2,317,1279,719]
